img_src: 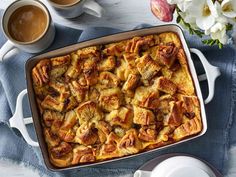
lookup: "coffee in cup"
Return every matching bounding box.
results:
[8,5,47,43]
[0,0,55,61]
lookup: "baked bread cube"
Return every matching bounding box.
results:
[41,95,64,112]
[173,117,202,140]
[154,76,177,95]
[155,42,178,67]
[133,105,155,125]
[164,101,183,127]
[32,59,51,86]
[50,55,71,79]
[136,54,161,80]
[65,53,82,79]
[50,142,73,167]
[106,107,133,129]
[97,132,121,160]
[96,121,112,143]
[98,56,116,71]
[99,88,123,112]
[138,125,157,142]
[71,145,95,165]
[118,129,142,155]
[132,86,159,109]
[75,101,103,125]
[99,71,120,88]
[75,122,98,145]
[69,80,88,103]
[122,74,140,92]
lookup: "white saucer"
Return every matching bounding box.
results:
[165,166,210,177]
[134,153,222,177]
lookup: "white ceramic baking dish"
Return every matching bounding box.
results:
[9,25,221,171]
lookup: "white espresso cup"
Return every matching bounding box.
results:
[47,0,104,18]
[0,0,55,61]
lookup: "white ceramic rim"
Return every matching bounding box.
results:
[151,156,216,177]
[47,0,82,8]
[2,0,51,45]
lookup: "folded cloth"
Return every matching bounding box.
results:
[0,23,236,177]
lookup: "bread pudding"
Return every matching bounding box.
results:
[32,32,202,167]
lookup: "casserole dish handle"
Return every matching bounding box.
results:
[190,48,221,104]
[9,89,39,147]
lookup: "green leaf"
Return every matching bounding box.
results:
[176,15,181,23]
[218,42,223,49]
[176,6,181,13]
[202,39,223,49]
[194,30,204,38]
[202,39,211,45]
[202,40,208,44]
[209,40,216,46]
[189,28,194,35]
[226,23,233,31]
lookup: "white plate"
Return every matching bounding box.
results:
[134,153,223,177]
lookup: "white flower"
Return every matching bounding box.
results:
[167,0,192,12]
[221,0,236,18]
[179,11,198,29]
[187,0,217,30]
[206,22,228,44]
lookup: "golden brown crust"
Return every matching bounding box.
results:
[50,142,73,167]
[32,59,51,87]
[122,74,140,92]
[97,132,121,160]
[58,111,77,142]
[99,71,120,88]
[65,53,82,79]
[98,56,116,71]
[138,125,157,142]
[164,101,183,127]
[76,46,100,59]
[132,86,160,110]
[136,54,161,80]
[71,145,95,165]
[83,57,98,86]
[50,55,71,79]
[118,129,142,155]
[125,35,155,54]
[155,42,179,67]
[106,107,133,129]
[41,95,65,112]
[99,88,123,112]
[133,106,155,125]
[75,122,98,145]
[154,76,177,95]
[96,121,112,143]
[32,32,202,167]
[44,128,61,147]
[173,117,202,140]
[69,80,88,103]
[75,101,103,125]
